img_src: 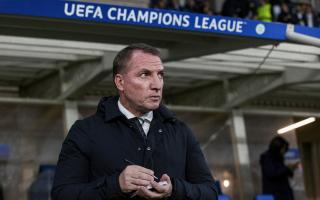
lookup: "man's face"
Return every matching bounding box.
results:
[115,51,164,116]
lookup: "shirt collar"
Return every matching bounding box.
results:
[118,100,153,122]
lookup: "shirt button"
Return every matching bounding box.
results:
[146,147,152,151]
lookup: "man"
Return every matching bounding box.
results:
[52,43,218,199]
[260,136,299,200]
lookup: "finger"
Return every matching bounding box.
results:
[126,165,155,180]
[122,182,140,193]
[159,174,173,197]
[123,166,154,183]
[119,170,140,192]
[139,186,163,199]
[133,165,155,177]
[131,172,155,182]
[130,177,152,187]
[123,175,152,188]
[160,174,171,184]
[151,181,169,193]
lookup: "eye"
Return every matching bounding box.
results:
[140,72,149,78]
[140,72,148,78]
[158,72,164,79]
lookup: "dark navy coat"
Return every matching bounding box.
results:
[260,150,294,200]
[52,96,217,200]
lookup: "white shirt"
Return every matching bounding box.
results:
[118,100,153,135]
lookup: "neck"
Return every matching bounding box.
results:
[119,97,146,117]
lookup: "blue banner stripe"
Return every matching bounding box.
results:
[295,25,320,39]
[0,0,291,40]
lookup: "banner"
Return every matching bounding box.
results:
[0,0,291,40]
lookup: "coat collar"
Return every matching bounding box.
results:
[118,100,153,122]
[96,96,176,123]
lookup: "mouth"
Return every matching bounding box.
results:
[149,96,161,101]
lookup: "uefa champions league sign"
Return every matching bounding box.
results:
[61,1,286,40]
[0,0,289,40]
[64,2,246,34]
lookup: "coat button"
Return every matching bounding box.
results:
[96,180,103,187]
[158,129,163,133]
[137,147,141,151]
[146,147,152,151]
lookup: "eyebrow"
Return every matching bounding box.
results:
[138,68,164,73]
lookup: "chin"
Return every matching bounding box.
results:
[147,103,161,110]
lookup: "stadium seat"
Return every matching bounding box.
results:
[256,194,275,200]
[218,195,231,200]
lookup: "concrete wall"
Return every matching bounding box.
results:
[0,104,64,200]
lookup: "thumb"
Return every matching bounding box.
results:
[161,174,171,183]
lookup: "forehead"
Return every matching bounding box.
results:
[127,51,163,71]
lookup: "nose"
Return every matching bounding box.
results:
[150,74,163,92]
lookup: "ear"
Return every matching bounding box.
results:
[114,74,124,91]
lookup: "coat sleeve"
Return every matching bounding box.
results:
[260,153,293,180]
[169,123,218,200]
[51,120,126,200]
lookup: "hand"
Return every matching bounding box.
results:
[119,165,155,193]
[135,174,172,199]
[288,160,300,171]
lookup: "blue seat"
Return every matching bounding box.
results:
[218,195,231,200]
[256,194,274,200]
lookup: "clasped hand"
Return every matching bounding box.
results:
[119,165,172,199]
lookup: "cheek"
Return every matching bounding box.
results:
[129,81,146,90]
[125,81,148,96]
